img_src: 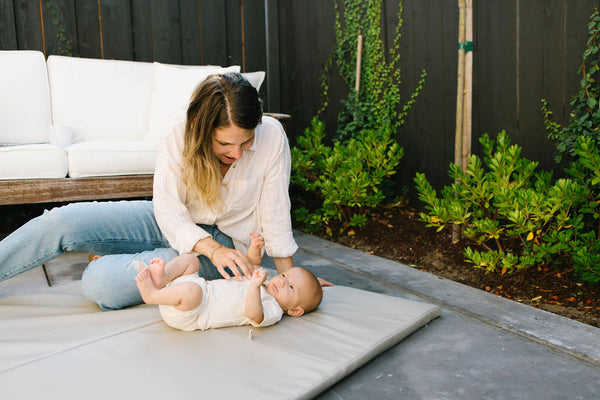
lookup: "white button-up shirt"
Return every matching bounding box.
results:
[153,115,298,258]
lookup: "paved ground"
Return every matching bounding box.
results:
[1,230,599,399]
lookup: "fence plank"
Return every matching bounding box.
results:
[264,0,282,112]
[198,0,227,65]
[75,0,102,59]
[226,0,243,67]
[241,0,267,107]
[279,0,340,139]
[131,0,153,62]
[12,0,44,52]
[241,0,266,73]
[397,0,456,189]
[476,0,518,152]
[98,0,133,60]
[179,0,202,65]
[150,0,182,63]
[517,0,549,167]
[0,0,18,49]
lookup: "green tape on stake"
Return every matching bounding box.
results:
[458,41,473,52]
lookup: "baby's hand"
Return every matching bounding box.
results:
[250,268,268,285]
[249,233,264,249]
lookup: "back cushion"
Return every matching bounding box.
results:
[0,51,51,144]
[47,56,153,142]
[145,63,241,141]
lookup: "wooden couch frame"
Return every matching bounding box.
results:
[0,113,290,205]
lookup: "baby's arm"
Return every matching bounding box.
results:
[244,268,269,325]
[247,233,264,266]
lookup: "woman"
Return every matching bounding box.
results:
[0,73,298,310]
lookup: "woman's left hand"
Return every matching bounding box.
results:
[212,246,256,280]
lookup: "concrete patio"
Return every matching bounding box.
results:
[1,230,599,399]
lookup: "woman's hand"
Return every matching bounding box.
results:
[212,246,256,280]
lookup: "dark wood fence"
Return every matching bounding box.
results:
[2,0,599,193]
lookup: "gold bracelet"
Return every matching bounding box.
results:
[209,245,223,264]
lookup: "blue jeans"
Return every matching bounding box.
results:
[0,200,233,310]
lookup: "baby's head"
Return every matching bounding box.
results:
[265,267,323,317]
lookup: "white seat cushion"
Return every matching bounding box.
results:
[66,140,158,178]
[0,51,51,145]
[47,56,154,142]
[241,71,266,91]
[0,144,67,179]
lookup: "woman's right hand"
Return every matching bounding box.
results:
[212,246,256,280]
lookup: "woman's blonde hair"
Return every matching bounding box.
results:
[181,73,262,210]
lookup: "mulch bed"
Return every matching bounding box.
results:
[296,204,600,329]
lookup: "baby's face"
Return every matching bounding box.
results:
[264,267,312,315]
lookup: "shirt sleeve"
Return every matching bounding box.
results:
[258,119,299,258]
[152,123,211,254]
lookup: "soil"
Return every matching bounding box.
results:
[291,201,600,329]
[2,202,599,328]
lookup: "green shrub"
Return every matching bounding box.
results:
[415,131,588,274]
[542,8,600,163]
[540,8,600,284]
[564,136,600,283]
[292,118,403,235]
[291,0,424,233]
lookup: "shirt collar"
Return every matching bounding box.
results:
[248,128,259,152]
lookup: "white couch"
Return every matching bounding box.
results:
[0,50,279,205]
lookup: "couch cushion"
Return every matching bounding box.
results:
[0,144,67,179]
[241,71,266,91]
[66,140,158,178]
[145,63,242,141]
[47,56,154,142]
[0,51,51,145]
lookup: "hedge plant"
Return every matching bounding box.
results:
[415,131,590,276]
[291,0,425,234]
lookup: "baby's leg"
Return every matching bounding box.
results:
[135,269,203,311]
[156,254,200,287]
[148,258,166,288]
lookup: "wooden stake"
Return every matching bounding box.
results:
[455,1,466,171]
[462,0,473,170]
[453,0,467,243]
[355,34,363,93]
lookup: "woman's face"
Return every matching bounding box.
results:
[212,124,255,165]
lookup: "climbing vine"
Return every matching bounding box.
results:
[44,1,74,56]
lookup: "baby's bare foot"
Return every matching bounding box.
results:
[135,269,159,305]
[148,258,166,288]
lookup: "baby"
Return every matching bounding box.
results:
[134,233,323,331]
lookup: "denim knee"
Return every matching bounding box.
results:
[81,258,142,310]
[81,248,178,310]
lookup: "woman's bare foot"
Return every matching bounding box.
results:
[148,258,166,288]
[135,269,159,305]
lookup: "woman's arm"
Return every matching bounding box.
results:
[273,256,294,273]
[273,256,333,286]
[193,237,254,280]
[257,119,298,258]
